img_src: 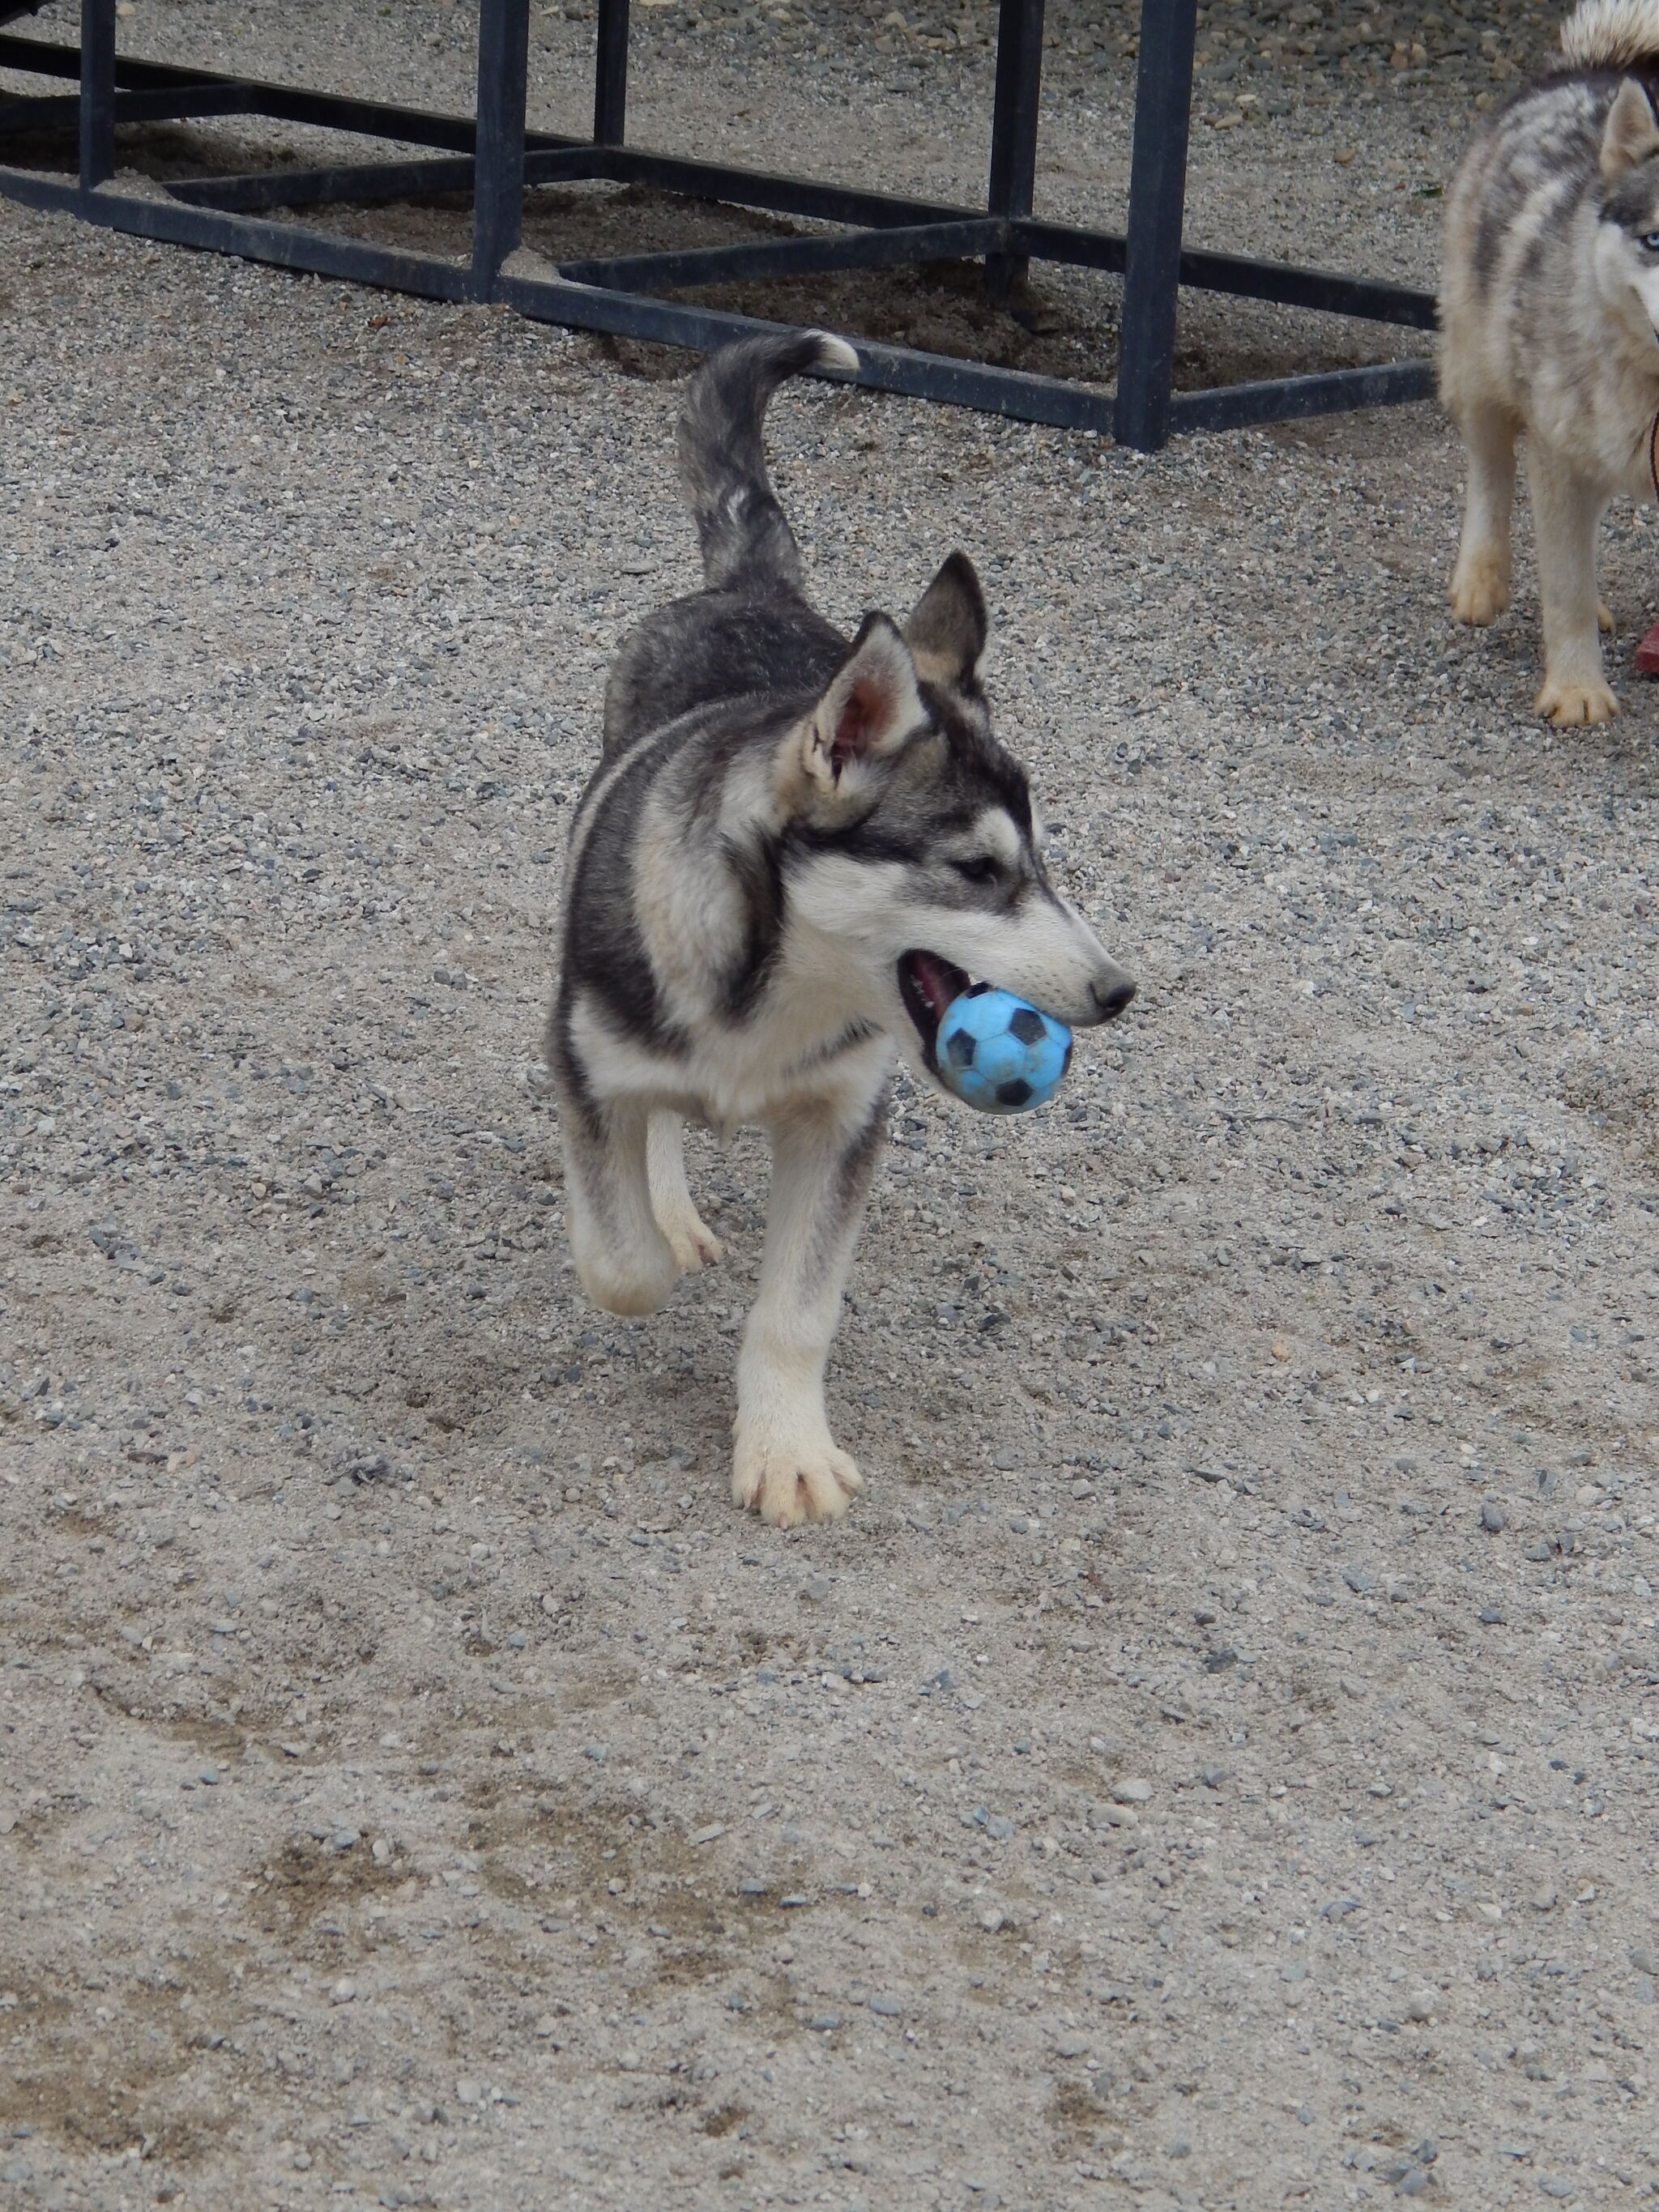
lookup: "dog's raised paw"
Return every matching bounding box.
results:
[1450,554,1510,627]
[731,1437,863,1528]
[660,1208,722,1275]
[1536,674,1618,726]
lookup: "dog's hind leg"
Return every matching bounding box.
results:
[646,1110,722,1274]
[732,1071,889,1529]
[1451,402,1517,627]
[557,1091,680,1318]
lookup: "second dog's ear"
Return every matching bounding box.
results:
[1602,77,1659,178]
[792,614,925,808]
[904,550,988,688]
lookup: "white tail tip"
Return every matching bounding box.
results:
[1560,0,1659,68]
[811,332,860,376]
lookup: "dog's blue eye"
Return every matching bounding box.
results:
[1644,230,1659,253]
[953,856,1000,884]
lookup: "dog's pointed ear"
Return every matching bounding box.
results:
[1602,77,1659,179]
[903,551,988,689]
[796,613,926,802]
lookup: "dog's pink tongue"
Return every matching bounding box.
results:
[911,952,964,1019]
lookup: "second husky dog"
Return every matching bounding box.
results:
[1442,0,1659,723]
[548,332,1136,1529]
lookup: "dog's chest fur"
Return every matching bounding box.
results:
[563,607,888,1130]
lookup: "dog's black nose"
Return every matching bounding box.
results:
[1091,974,1137,1021]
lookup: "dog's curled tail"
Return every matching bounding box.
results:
[678,330,859,592]
[1559,0,1659,70]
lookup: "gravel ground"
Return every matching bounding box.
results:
[4,8,1659,2212]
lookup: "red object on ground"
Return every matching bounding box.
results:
[1638,622,1659,676]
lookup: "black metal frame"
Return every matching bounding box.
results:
[0,0,1436,447]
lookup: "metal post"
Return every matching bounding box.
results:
[472,0,528,297]
[79,0,116,192]
[1113,0,1198,450]
[594,0,629,147]
[985,0,1043,307]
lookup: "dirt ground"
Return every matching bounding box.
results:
[3,4,1659,2210]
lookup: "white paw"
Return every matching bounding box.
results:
[659,1207,722,1275]
[1450,550,1510,627]
[1536,672,1618,726]
[731,1431,864,1529]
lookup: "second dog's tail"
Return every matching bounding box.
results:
[677,330,859,593]
[1559,0,1659,68]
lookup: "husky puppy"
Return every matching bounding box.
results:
[1442,0,1659,723]
[548,332,1136,1528]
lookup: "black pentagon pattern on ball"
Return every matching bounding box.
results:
[946,1029,977,1069]
[996,1079,1033,1107]
[1008,1007,1046,1047]
[961,981,992,1000]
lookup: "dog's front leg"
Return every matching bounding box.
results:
[732,1077,889,1528]
[1529,443,1616,726]
[557,1089,680,1318]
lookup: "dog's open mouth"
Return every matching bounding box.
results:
[898,949,970,1070]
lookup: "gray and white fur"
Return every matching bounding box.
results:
[548,331,1136,1528]
[1442,0,1659,722]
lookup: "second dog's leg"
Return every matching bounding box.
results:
[1450,402,1516,626]
[557,1091,679,1318]
[732,1079,888,1528]
[1529,443,1616,725]
[646,1110,722,1274]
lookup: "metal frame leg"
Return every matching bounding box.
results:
[595,0,629,148]
[1113,0,1197,451]
[78,0,114,191]
[472,0,528,296]
[985,0,1042,307]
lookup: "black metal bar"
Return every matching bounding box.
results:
[986,0,1043,305]
[1171,356,1434,434]
[0,162,474,293]
[1175,242,1436,330]
[1113,0,1198,451]
[1010,218,1435,329]
[584,142,958,228]
[169,144,602,214]
[557,218,1005,293]
[0,88,79,126]
[594,0,629,147]
[473,0,528,293]
[77,0,113,191]
[171,154,477,211]
[0,34,487,149]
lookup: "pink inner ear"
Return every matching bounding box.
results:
[832,676,881,769]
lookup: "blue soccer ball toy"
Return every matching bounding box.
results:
[936,984,1073,1115]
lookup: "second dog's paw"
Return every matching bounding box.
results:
[1450,553,1510,627]
[1536,673,1618,726]
[659,1207,722,1275]
[1599,601,1615,637]
[731,1436,863,1528]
